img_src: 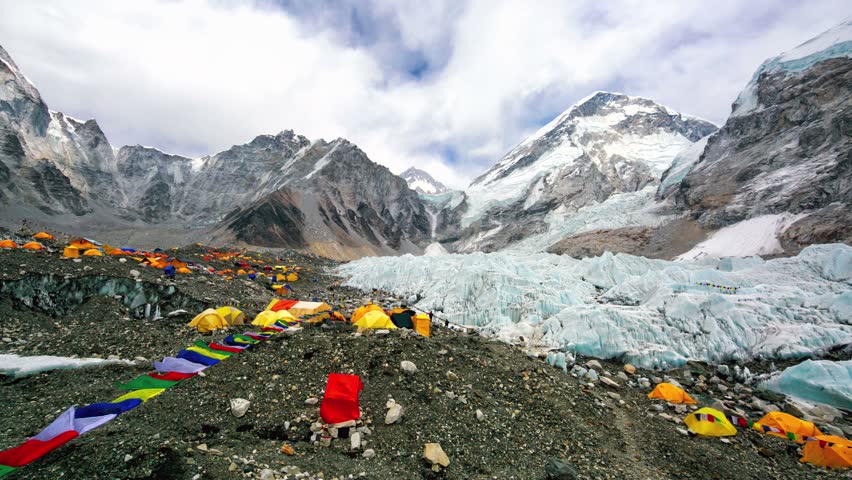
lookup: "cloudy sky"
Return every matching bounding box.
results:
[1,0,848,188]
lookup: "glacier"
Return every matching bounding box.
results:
[338,244,852,370]
[763,359,852,411]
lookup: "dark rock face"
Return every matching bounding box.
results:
[24,161,90,216]
[224,189,307,248]
[676,57,852,233]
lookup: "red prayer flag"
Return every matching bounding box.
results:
[147,371,196,381]
[207,343,244,353]
[320,373,363,424]
[0,431,79,467]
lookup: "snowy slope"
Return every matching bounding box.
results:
[676,213,806,260]
[400,167,449,194]
[339,244,852,369]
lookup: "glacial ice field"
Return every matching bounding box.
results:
[338,244,852,369]
[763,359,852,411]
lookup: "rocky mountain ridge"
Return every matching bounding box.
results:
[0,45,429,259]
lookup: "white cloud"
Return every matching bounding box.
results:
[0,0,848,190]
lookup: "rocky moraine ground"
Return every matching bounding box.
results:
[0,236,849,479]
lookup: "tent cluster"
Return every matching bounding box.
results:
[0,307,301,477]
[695,282,738,293]
[647,382,851,468]
[0,232,56,251]
[349,304,431,336]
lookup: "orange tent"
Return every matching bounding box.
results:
[32,232,54,240]
[83,248,103,256]
[21,242,45,251]
[70,239,96,250]
[0,240,18,249]
[647,383,697,404]
[63,246,80,258]
[176,267,192,274]
[758,412,822,443]
[109,249,128,256]
[800,435,852,469]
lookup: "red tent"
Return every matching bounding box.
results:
[320,373,363,424]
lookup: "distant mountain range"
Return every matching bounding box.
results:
[1,20,849,260]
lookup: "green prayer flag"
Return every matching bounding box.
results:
[117,374,181,391]
[0,465,16,478]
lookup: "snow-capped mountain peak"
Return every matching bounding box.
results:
[459,91,717,236]
[400,167,449,194]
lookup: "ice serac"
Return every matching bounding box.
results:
[338,244,852,369]
[675,20,852,254]
[763,359,852,411]
[400,167,449,194]
[453,92,716,253]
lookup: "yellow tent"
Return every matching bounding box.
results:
[0,240,18,249]
[21,242,45,251]
[187,309,228,333]
[216,306,245,326]
[413,313,431,337]
[683,407,737,437]
[111,388,167,404]
[83,248,103,256]
[33,231,54,240]
[63,246,80,258]
[286,273,299,282]
[70,238,96,250]
[801,435,852,469]
[758,412,822,443]
[648,383,697,404]
[354,310,397,329]
[252,309,297,327]
[352,304,384,324]
[288,301,331,317]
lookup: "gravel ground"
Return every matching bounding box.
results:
[0,245,849,479]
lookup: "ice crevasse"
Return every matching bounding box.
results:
[338,244,852,370]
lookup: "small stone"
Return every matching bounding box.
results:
[124,454,133,462]
[423,443,450,468]
[544,457,577,479]
[606,392,621,400]
[400,360,417,373]
[1,338,11,343]
[230,398,250,418]
[446,371,459,381]
[196,443,208,452]
[305,397,319,405]
[350,432,361,450]
[260,468,275,480]
[617,372,629,381]
[362,448,375,459]
[229,462,238,472]
[585,360,603,371]
[674,404,688,414]
[676,427,689,436]
[600,377,619,388]
[280,444,295,455]
[586,370,599,381]
[385,403,404,424]
[758,447,774,458]
[623,364,637,375]
[129,269,141,277]
[475,409,484,421]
